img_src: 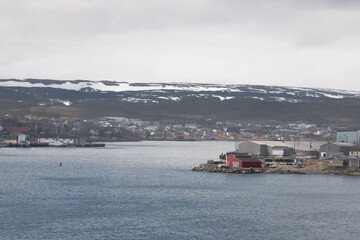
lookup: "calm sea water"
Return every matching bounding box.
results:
[1,141,360,240]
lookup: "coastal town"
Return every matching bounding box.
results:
[0,113,350,145]
[1,113,360,174]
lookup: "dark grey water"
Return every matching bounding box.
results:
[1,141,360,240]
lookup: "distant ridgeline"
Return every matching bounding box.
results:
[1,79,360,126]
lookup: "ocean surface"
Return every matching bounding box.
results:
[1,141,360,240]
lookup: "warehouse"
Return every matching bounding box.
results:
[237,141,294,157]
[319,142,355,158]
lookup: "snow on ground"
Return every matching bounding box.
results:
[122,97,159,104]
[157,96,168,100]
[269,91,284,94]
[59,100,72,106]
[271,97,301,103]
[247,87,268,93]
[252,97,264,101]
[1,79,359,100]
[48,99,72,106]
[169,97,181,101]
[0,80,241,93]
[320,93,344,99]
[213,95,235,101]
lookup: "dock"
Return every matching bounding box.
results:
[6,143,105,148]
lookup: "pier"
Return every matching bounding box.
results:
[5,143,105,148]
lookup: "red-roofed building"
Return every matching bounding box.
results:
[1,127,38,140]
[227,154,262,168]
[5,127,37,133]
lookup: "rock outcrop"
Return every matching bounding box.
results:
[192,163,265,174]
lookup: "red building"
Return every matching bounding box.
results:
[227,154,262,168]
[5,127,37,133]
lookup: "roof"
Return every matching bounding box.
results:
[4,127,37,133]
[241,140,326,150]
[330,142,355,147]
[228,154,260,162]
[251,141,291,148]
[337,130,358,133]
[283,141,326,151]
[226,152,251,158]
[239,158,261,162]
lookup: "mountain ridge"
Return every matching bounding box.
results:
[1,78,359,99]
[1,78,360,127]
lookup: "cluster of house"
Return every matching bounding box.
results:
[0,126,77,146]
[2,113,360,167]
[89,119,349,142]
[223,122,335,141]
[0,114,351,144]
[0,113,359,145]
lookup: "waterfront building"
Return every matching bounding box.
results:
[319,142,355,158]
[336,130,360,144]
[226,154,262,168]
[237,141,294,157]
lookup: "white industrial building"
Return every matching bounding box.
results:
[337,130,360,144]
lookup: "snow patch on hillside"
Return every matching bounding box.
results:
[213,95,235,101]
[122,97,159,104]
[271,97,301,103]
[48,99,72,106]
[1,79,360,100]
[321,93,344,99]
[169,97,181,101]
[252,97,264,101]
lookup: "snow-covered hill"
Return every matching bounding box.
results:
[1,79,360,125]
[1,79,360,103]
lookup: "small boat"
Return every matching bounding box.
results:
[20,141,30,148]
[49,140,68,147]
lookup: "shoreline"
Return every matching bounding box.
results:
[5,143,105,148]
[192,163,360,177]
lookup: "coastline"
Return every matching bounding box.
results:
[5,142,105,148]
[192,163,360,177]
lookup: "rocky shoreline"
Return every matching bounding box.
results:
[192,163,360,176]
[266,166,360,176]
[192,163,265,174]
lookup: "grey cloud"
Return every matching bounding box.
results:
[0,0,360,90]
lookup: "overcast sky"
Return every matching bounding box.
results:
[1,0,360,90]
